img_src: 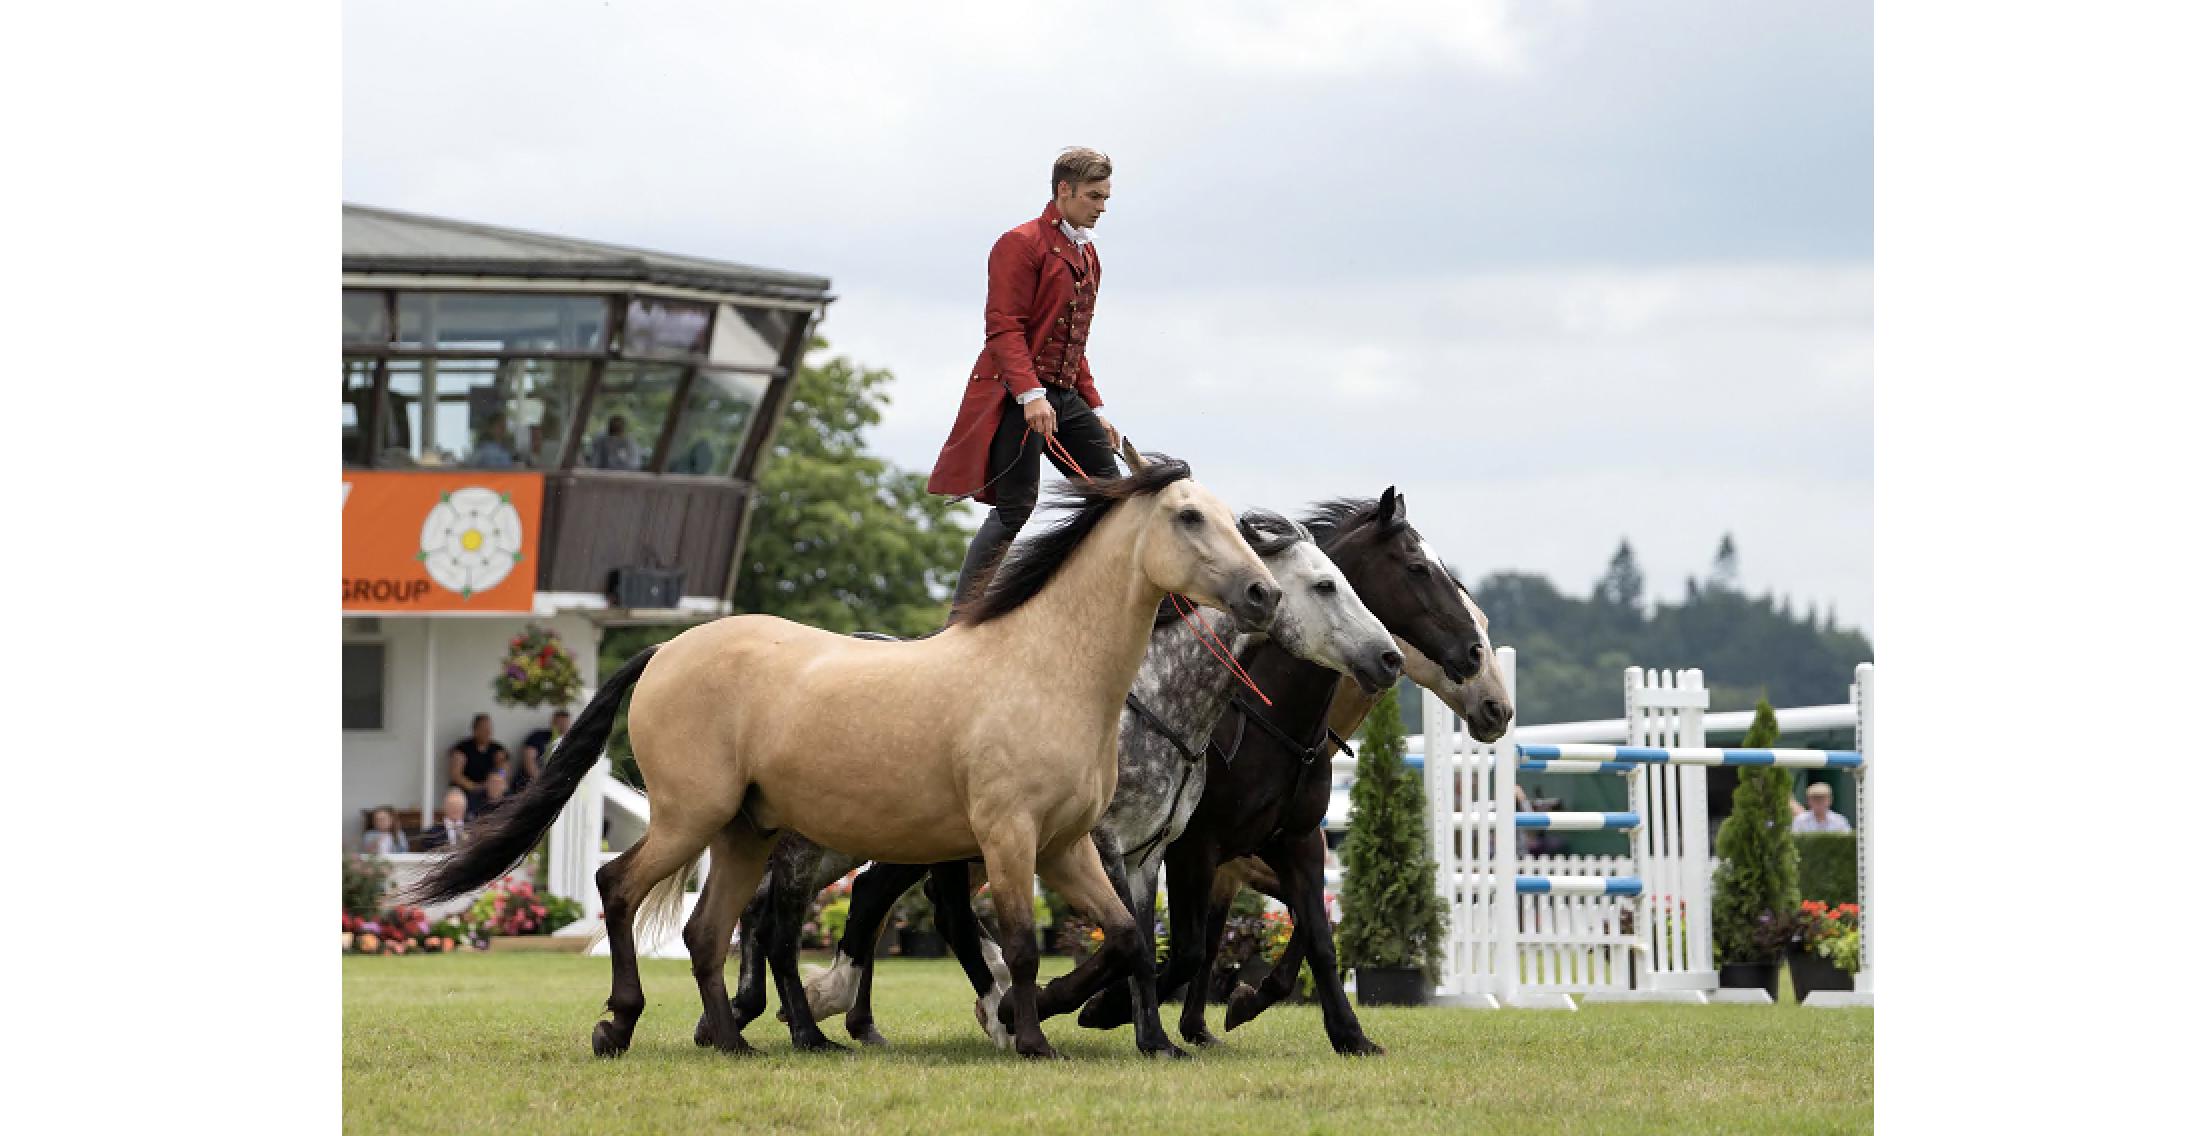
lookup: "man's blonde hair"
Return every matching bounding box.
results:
[1806,782,1834,799]
[1052,147,1112,194]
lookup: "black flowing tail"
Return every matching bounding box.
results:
[402,645,661,905]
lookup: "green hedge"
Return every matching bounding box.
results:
[1794,833,1858,906]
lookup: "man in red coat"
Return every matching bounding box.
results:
[931,147,1126,608]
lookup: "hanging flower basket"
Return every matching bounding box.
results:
[493,625,583,709]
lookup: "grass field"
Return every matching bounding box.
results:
[344,954,1870,1135]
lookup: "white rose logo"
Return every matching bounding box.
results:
[417,488,526,599]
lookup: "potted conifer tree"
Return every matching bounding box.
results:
[1334,686,1447,1006]
[1710,697,1800,1001]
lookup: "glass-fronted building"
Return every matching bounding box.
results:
[340,204,832,861]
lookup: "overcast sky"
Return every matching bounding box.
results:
[345,0,1872,632]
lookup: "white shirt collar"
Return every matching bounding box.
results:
[1057,217,1093,247]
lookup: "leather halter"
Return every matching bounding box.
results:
[1123,692,1204,765]
[1120,692,1205,865]
[1218,691,1354,767]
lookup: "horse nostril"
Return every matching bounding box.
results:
[1246,581,1278,609]
[1380,649,1404,672]
[1482,698,1510,722]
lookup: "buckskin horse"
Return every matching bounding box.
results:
[734,495,1402,1057]
[404,455,1282,1060]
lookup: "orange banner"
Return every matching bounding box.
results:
[342,472,544,612]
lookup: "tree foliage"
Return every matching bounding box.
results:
[1334,686,1448,982]
[1472,533,1872,724]
[1710,698,1801,964]
[729,342,973,636]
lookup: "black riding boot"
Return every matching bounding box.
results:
[952,506,1028,614]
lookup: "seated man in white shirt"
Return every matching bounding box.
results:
[1790,781,1852,833]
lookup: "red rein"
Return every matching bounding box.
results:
[1042,430,1272,707]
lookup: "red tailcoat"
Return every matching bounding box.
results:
[927,202,1104,504]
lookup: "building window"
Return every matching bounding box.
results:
[396,292,608,353]
[343,641,386,730]
[580,362,683,471]
[624,297,712,358]
[663,369,770,475]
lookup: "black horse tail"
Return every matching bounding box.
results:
[403,645,661,905]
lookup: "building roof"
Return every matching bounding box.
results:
[343,204,832,304]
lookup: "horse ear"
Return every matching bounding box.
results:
[1378,486,1407,530]
[1120,439,1146,472]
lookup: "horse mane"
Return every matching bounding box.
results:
[954,454,1194,626]
[1300,497,1386,549]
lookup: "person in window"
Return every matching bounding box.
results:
[588,414,643,470]
[448,713,509,811]
[515,709,568,796]
[469,413,517,469]
[362,807,408,857]
[1791,781,1853,833]
[418,788,471,851]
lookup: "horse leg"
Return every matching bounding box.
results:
[591,824,715,1058]
[685,824,776,1055]
[1225,916,1305,1032]
[1118,853,1187,1058]
[1260,829,1382,1056]
[1026,836,1169,1055]
[928,860,1012,1048]
[1156,839,1227,1046]
[762,864,844,1052]
[977,827,1059,1059]
[1217,861,1297,1031]
[811,860,927,1045]
[701,872,775,1046]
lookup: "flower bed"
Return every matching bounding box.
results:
[342,879,583,955]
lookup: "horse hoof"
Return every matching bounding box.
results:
[795,1034,849,1054]
[1335,1037,1385,1057]
[693,1016,712,1047]
[1141,1042,1192,1060]
[591,1021,629,1058]
[1076,994,1134,1031]
[1017,1040,1066,1061]
[1182,1028,1223,1048]
[1223,989,1264,1033]
[849,1025,892,1048]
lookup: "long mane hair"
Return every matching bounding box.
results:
[1300,497,1391,550]
[954,455,1193,626]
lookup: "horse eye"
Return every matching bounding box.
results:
[1177,508,1203,526]
[1315,579,1337,594]
[1408,561,1430,575]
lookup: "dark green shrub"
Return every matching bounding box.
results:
[1334,687,1447,983]
[342,856,391,919]
[1709,697,1800,963]
[1795,832,1858,906]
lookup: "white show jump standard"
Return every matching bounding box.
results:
[1419,652,1874,1011]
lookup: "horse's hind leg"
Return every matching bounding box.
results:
[810,860,926,1045]
[930,860,1011,1047]
[592,826,713,1058]
[686,823,778,1055]
[763,867,843,1052]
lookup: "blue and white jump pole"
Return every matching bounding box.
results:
[1418,650,1874,1009]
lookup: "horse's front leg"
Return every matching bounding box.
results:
[977,826,1058,1059]
[1259,828,1382,1056]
